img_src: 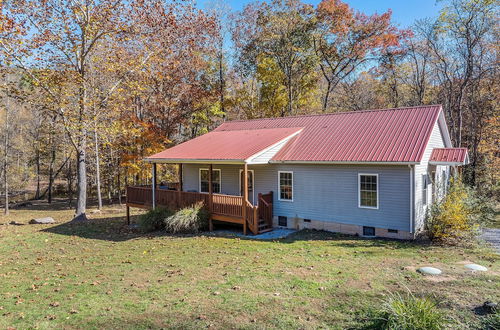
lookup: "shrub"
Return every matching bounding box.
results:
[426,176,493,244]
[138,207,173,232]
[164,202,209,234]
[376,291,446,330]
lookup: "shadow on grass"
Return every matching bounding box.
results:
[13,197,124,211]
[41,215,166,242]
[42,215,428,250]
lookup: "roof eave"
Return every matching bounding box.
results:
[428,161,467,166]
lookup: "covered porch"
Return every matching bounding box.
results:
[126,163,274,235]
[126,126,302,235]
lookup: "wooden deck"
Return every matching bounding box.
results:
[126,186,273,235]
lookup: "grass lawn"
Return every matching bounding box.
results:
[0,200,498,329]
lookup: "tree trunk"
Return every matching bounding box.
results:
[75,138,87,218]
[48,128,56,204]
[94,125,102,210]
[218,50,225,118]
[67,158,73,207]
[35,148,40,199]
[322,80,332,112]
[74,72,88,220]
[287,74,293,116]
[3,98,9,215]
[117,165,122,205]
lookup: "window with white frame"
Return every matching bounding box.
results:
[278,171,293,201]
[199,169,221,193]
[422,174,429,205]
[359,174,378,209]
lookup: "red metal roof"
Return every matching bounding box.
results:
[215,105,443,163]
[429,148,469,164]
[146,127,302,162]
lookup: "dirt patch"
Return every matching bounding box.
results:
[422,275,457,282]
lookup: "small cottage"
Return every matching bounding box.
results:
[126,105,469,239]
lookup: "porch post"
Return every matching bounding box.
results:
[177,163,183,208]
[178,164,183,192]
[208,164,213,231]
[152,162,157,209]
[242,163,248,235]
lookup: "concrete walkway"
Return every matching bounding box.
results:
[480,228,500,253]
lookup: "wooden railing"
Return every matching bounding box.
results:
[126,186,208,209]
[126,186,243,218]
[213,194,243,218]
[127,186,274,235]
[245,200,258,234]
[258,191,273,228]
[126,186,153,205]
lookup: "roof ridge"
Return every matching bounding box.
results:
[222,104,442,125]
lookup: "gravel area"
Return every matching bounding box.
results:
[480,228,500,253]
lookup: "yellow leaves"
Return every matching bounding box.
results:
[427,177,476,243]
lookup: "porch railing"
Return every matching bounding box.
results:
[126,186,273,234]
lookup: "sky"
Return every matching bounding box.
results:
[199,0,444,28]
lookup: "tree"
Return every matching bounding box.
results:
[0,0,134,219]
[426,0,496,147]
[232,0,318,116]
[314,0,402,111]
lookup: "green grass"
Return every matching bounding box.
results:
[0,200,498,329]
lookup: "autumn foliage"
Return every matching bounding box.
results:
[426,177,492,244]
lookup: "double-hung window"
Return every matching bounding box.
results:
[359,174,378,209]
[278,171,293,201]
[199,169,221,193]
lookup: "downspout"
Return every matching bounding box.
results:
[408,164,414,234]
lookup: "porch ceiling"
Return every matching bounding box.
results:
[145,127,303,164]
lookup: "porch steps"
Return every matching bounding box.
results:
[257,219,272,233]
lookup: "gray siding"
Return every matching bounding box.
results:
[183,163,411,232]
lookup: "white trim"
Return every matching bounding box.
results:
[270,160,419,165]
[358,173,379,210]
[238,169,255,205]
[429,161,467,166]
[199,168,221,194]
[437,108,453,148]
[278,171,294,202]
[245,129,303,164]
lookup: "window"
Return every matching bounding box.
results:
[199,169,221,193]
[442,170,447,194]
[363,226,375,236]
[422,174,428,205]
[388,229,398,234]
[278,216,287,227]
[278,171,293,201]
[359,174,378,209]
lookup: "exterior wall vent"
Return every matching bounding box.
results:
[363,226,375,236]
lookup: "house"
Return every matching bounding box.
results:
[126,105,469,239]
